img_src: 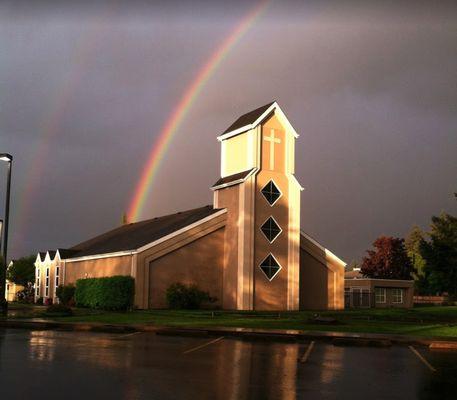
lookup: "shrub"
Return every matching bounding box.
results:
[75,276,134,311]
[166,282,215,309]
[45,303,73,316]
[44,298,53,306]
[56,284,76,306]
[35,297,43,305]
[16,284,35,303]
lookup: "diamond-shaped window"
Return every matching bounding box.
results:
[261,181,281,206]
[259,254,281,281]
[260,217,282,243]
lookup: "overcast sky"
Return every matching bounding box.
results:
[1,0,456,263]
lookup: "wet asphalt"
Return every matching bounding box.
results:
[0,328,456,400]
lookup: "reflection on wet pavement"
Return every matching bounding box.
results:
[0,329,456,400]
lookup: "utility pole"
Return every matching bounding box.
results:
[0,153,13,316]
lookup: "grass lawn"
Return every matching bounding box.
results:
[6,303,457,338]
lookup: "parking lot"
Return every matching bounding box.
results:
[0,328,456,399]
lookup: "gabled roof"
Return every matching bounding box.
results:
[67,205,223,258]
[47,250,56,260]
[38,252,47,262]
[211,168,257,190]
[221,102,275,135]
[218,101,299,141]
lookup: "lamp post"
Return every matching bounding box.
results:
[0,153,12,315]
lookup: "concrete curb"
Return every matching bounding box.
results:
[1,319,455,347]
[429,341,457,350]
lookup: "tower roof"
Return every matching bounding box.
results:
[218,101,298,141]
[221,102,275,135]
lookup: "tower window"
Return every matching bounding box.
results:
[259,254,281,281]
[260,217,282,243]
[261,180,281,206]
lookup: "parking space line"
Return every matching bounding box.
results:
[408,345,437,372]
[118,332,143,338]
[299,341,315,363]
[182,336,224,355]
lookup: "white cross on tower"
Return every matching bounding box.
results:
[264,129,281,170]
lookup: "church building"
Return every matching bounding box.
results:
[34,102,345,310]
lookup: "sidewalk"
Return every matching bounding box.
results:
[2,318,457,348]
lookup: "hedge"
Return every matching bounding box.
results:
[75,276,134,310]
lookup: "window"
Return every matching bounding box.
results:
[375,288,386,304]
[261,181,281,206]
[36,268,40,297]
[260,217,282,243]
[259,254,281,281]
[45,268,50,297]
[54,266,60,296]
[350,287,371,307]
[392,288,403,304]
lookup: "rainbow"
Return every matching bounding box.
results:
[12,14,111,256]
[127,0,269,222]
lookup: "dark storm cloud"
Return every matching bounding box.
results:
[0,0,456,262]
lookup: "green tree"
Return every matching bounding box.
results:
[361,236,415,280]
[421,213,457,297]
[405,225,426,277]
[6,255,36,286]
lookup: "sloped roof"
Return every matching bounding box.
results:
[221,102,275,135]
[48,250,56,259]
[218,101,298,141]
[211,168,256,189]
[57,249,79,259]
[300,231,347,267]
[66,205,222,258]
[38,252,47,262]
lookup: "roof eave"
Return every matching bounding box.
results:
[300,231,347,267]
[210,168,258,191]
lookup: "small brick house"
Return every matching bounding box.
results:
[344,269,414,308]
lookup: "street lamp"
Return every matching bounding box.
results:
[0,153,12,315]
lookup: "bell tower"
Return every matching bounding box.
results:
[212,102,302,310]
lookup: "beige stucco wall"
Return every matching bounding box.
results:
[221,129,257,177]
[253,114,301,310]
[147,228,225,308]
[134,211,227,309]
[254,170,290,310]
[64,255,133,285]
[215,185,240,309]
[299,237,345,310]
[299,250,329,310]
